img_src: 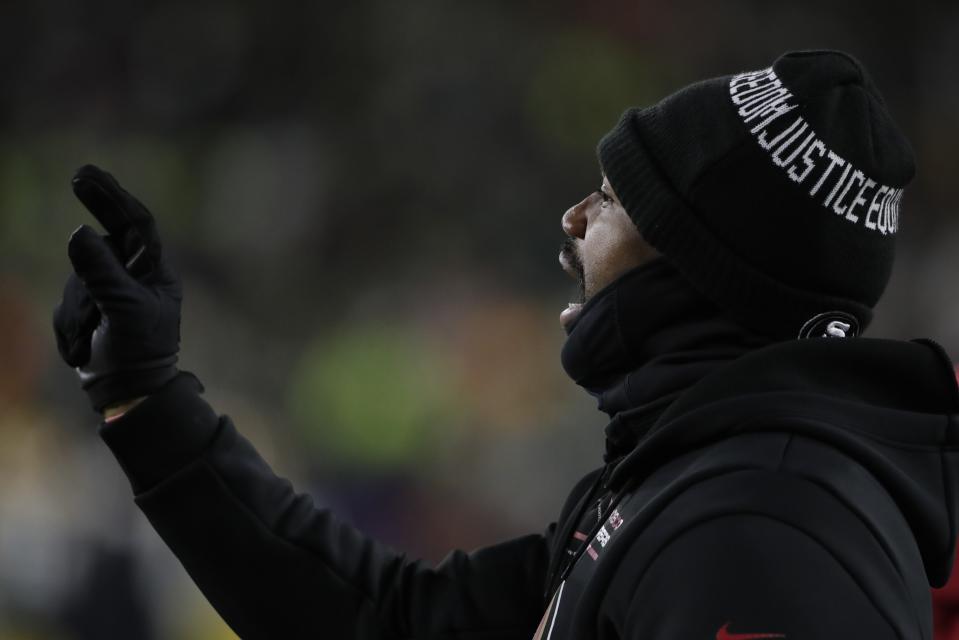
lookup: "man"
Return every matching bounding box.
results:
[53,50,959,639]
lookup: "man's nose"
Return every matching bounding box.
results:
[562,193,594,239]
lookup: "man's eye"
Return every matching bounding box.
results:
[596,190,611,206]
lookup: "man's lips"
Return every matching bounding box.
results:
[558,247,584,328]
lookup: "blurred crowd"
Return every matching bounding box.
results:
[1,1,958,638]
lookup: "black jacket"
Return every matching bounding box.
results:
[99,336,959,639]
[98,262,959,639]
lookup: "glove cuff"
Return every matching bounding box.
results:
[81,359,179,412]
[98,370,219,495]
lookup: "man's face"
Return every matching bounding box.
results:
[559,175,658,328]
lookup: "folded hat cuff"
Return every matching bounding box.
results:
[597,108,874,340]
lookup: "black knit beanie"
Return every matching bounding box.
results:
[597,50,915,339]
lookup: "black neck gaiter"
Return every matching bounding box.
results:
[561,257,772,462]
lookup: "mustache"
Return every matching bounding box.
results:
[560,238,586,302]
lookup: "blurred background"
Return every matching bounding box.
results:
[1,0,958,637]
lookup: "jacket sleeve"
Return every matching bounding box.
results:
[98,372,552,640]
[617,514,900,639]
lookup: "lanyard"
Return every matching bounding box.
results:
[534,482,641,640]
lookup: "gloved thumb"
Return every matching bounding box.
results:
[67,225,136,298]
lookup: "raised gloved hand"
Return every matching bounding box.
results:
[53,165,182,413]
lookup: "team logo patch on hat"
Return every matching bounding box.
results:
[798,311,861,339]
[729,68,903,235]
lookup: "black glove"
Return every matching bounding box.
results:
[53,164,182,412]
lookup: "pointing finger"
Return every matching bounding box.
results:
[71,165,161,273]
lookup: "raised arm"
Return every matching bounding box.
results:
[101,373,552,639]
[53,166,552,639]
